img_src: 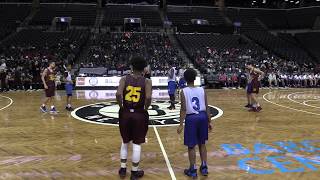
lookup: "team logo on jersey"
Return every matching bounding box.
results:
[71,101,223,127]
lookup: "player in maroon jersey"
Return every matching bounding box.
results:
[40,62,58,114]
[245,62,264,112]
[116,56,152,180]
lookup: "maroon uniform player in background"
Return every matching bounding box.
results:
[245,62,264,112]
[116,56,152,180]
[40,62,58,114]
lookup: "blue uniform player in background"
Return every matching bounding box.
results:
[64,65,73,111]
[167,64,177,110]
[177,68,212,178]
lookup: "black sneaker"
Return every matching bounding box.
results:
[40,106,47,113]
[244,104,252,108]
[200,165,208,176]
[118,168,126,178]
[184,168,197,178]
[130,170,144,180]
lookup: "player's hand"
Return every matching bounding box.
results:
[177,124,183,134]
[44,84,48,89]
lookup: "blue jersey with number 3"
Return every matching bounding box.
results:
[183,87,206,114]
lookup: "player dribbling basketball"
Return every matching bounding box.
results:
[177,68,212,178]
[116,56,152,180]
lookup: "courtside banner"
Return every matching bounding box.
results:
[76,76,201,87]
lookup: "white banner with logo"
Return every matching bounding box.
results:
[76,76,201,87]
[76,89,170,100]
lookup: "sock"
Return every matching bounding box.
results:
[201,161,207,167]
[51,105,55,109]
[42,104,45,107]
[120,142,128,168]
[256,103,260,107]
[67,104,71,108]
[132,143,141,171]
[190,164,196,170]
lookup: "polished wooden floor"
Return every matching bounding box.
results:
[0,88,319,180]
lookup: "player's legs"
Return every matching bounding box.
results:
[119,141,128,178]
[128,111,148,180]
[245,83,253,108]
[65,84,73,111]
[184,114,200,177]
[250,93,262,112]
[168,81,176,109]
[199,144,208,176]
[40,96,50,112]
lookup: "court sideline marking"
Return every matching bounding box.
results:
[263,92,320,116]
[0,95,13,111]
[153,126,177,180]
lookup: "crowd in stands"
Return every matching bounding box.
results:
[81,32,185,76]
[0,29,89,91]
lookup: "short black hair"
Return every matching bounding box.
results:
[184,68,197,84]
[131,56,147,71]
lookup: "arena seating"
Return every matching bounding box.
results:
[1,29,90,71]
[286,7,320,29]
[167,6,226,26]
[257,10,288,30]
[31,4,97,26]
[226,8,266,31]
[103,5,162,27]
[176,33,267,73]
[0,3,31,40]
[295,32,320,62]
[81,32,184,75]
[244,31,312,63]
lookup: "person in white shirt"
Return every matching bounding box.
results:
[167,64,177,110]
[268,72,277,88]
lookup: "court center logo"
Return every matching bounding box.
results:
[71,101,223,127]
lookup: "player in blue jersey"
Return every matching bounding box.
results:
[177,68,212,178]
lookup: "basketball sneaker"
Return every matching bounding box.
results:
[184,168,197,178]
[256,106,262,112]
[130,170,144,180]
[118,167,126,178]
[200,165,208,176]
[50,107,58,114]
[244,104,252,108]
[40,106,47,113]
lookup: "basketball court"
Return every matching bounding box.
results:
[0,88,319,179]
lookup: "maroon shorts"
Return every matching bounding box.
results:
[119,109,149,144]
[45,86,55,97]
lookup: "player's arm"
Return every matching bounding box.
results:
[205,90,212,131]
[116,77,126,109]
[177,90,186,134]
[144,79,152,111]
[253,68,265,80]
[41,69,48,89]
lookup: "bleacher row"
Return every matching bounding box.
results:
[0,3,320,76]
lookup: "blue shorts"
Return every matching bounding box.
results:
[178,78,187,89]
[65,83,73,96]
[246,82,259,94]
[184,111,208,148]
[168,81,176,95]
